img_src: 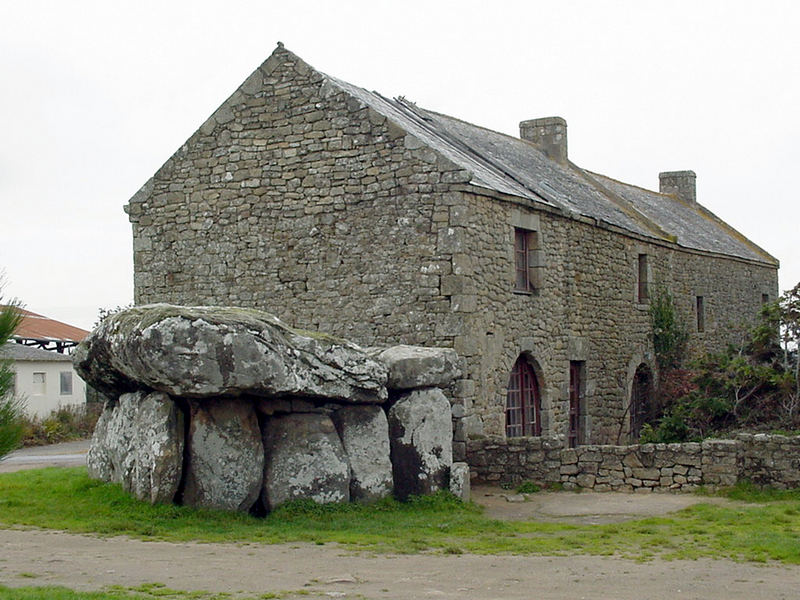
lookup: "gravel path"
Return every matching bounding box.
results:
[0,440,89,473]
[1,528,798,599]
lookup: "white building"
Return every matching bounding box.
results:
[1,343,87,418]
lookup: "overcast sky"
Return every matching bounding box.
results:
[1,0,798,330]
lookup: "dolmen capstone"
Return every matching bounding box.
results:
[74,304,468,513]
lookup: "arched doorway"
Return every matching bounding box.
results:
[506,355,542,437]
[630,363,654,441]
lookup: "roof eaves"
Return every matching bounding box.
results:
[587,170,779,266]
[692,203,780,266]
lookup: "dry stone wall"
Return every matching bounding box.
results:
[467,434,800,491]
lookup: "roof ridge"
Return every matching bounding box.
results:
[587,170,664,197]
[576,167,676,241]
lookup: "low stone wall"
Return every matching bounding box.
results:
[467,433,800,491]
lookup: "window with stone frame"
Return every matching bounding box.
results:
[514,228,542,293]
[696,296,705,332]
[506,355,542,437]
[637,253,650,303]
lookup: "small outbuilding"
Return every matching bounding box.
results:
[1,342,87,418]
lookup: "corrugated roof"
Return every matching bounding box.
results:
[0,342,73,362]
[323,73,777,265]
[9,308,89,344]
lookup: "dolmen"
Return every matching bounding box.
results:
[74,304,467,513]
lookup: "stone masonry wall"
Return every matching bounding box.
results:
[127,45,778,451]
[467,433,800,491]
[127,46,471,350]
[453,190,778,442]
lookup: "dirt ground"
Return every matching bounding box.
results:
[1,443,799,599]
[2,529,798,599]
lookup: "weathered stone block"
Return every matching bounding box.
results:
[388,388,453,500]
[262,413,350,511]
[88,391,184,505]
[377,345,461,390]
[561,449,578,464]
[332,405,393,502]
[183,398,264,512]
[631,467,660,480]
[449,462,470,501]
[75,304,388,403]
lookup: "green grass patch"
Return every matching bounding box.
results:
[0,583,310,599]
[1,468,799,563]
[705,479,800,503]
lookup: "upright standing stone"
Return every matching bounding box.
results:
[388,388,453,500]
[87,391,185,505]
[449,462,471,502]
[87,395,133,485]
[129,391,185,504]
[262,413,350,511]
[332,405,394,501]
[183,399,264,512]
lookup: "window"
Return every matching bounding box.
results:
[696,296,705,332]
[32,372,46,395]
[568,361,585,447]
[762,293,770,304]
[637,254,649,302]
[506,355,542,437]
[514,228,541,293]
[60,371,73,396]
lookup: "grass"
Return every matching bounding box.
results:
[0,469,799,563]
[0,583,312,599]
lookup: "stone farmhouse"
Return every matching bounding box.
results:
[126,44,778,459]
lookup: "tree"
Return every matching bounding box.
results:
[0,290,24,459]
[776,283,799,423]
[643,281,800,442]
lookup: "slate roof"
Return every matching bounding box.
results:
[0,342,73,362]
[327,74,776,265]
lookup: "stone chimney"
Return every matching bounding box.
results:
[519,117,567,163]
[659,170,696,204]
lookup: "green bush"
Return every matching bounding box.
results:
[20,404,103,446]
[516,481,541,494]
[641,283,799,442]
[0,394,25,458]
[0,295,24,459]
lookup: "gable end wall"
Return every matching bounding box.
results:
[127,47,472,348]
